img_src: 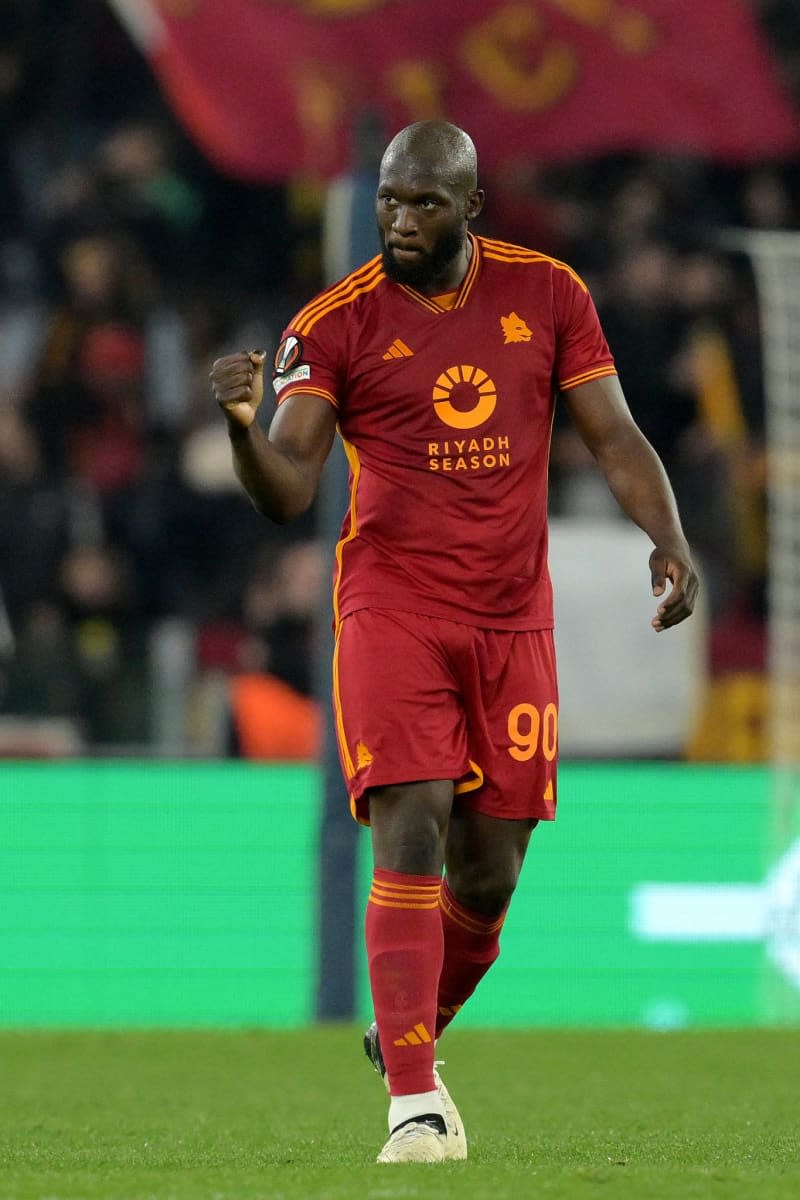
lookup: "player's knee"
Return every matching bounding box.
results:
[449,865,519,918]
[368,782,451,875]
[375,823,442,875]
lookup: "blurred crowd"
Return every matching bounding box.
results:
[0,0,798,759]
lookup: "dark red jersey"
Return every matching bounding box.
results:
[273,234,616,630]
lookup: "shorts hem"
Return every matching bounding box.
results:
[455,789,557,822]
[348,763,472,825]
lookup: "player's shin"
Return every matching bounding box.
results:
[365,869,444,1115]
[435,878,508,1037]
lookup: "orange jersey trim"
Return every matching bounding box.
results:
[292,258,384,335]
[559,365,617,391]
[331,436,363,783]
[431,290,458,310]
[480,236,589,293]
[349,793,368,825]
[332,436,361,630]
[398,233,482,313]
[453,759,484,795]
[277,384,339,409]
[399,284,441,313]
[332,626,355,780]
[455,233,482,307]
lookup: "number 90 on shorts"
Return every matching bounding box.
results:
[507,702,558,762]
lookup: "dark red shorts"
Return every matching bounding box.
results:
[333,608,558,825]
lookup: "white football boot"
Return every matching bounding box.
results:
[364,1021,468,1161]
[376,1117,447,1164]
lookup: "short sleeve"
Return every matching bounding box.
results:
[553,268,616,392]
[271,318,341,409]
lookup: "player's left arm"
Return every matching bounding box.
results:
[561,373,699,631]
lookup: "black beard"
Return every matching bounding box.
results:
[380,224,466,291]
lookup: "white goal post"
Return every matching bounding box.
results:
[722,230,800,1021]
[724,230,800,838]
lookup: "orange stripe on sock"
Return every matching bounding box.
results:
[439,887,506,935]
[372,881,441,900]
[372,875,441,890]
[369,873,441,909]
[368,894,440,910]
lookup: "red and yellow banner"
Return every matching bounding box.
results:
[112,0,800,179]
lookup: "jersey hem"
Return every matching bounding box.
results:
[336,598,555,634]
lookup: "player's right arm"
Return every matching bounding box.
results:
[210,350,337,524]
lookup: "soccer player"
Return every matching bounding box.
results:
[211,121,699,1164]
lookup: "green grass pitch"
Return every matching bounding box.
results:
[1,1027,798,1198]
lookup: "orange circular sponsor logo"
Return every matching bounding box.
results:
[432,365,497,429]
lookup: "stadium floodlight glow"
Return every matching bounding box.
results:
[630,837,800,990]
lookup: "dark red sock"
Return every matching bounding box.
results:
[365,868,443,1096]
[436,878,507,1038]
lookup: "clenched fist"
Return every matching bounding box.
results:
[210,350,266,428]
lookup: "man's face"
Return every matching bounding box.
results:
[376,167,469,291]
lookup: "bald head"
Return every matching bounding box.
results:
[376,120,484,293]
[380,121,478,195]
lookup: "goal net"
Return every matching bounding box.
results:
[726,230,800,1019]
[734,234,800,767]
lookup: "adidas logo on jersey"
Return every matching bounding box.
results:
[382,339,414,360]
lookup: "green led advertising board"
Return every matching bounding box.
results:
[1,762,797,1027]
[0,763,319,1027]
